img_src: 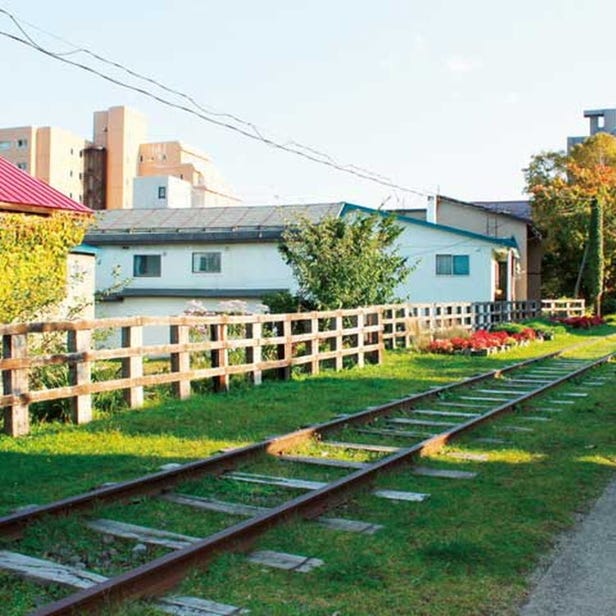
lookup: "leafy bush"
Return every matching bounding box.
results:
[261,291,315,314]
[0,212,89,322]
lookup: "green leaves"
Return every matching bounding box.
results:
[0,213,89,323]
[279,212,412,310]
[525,134,616,307]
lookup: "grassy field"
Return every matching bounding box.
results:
[1,323,615,615]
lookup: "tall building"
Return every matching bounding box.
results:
[0,106,239,209]
[138,141,240,206]
[567,108,616,150]
[0,125,87,202]
[93,106,148,209]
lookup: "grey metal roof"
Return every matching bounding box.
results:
[472,200,532,221]
[89,203,344,234]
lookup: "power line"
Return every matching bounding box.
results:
[0,7,432,198]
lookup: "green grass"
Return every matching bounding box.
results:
[0,324,615,615]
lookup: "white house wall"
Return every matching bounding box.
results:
[96,241,294,293]
[395,224,496,303]
[435,200,528,299]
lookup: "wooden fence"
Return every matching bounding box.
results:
[541,298,586,318]
[0,299,581,437]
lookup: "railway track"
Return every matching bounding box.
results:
[1,341,614,615]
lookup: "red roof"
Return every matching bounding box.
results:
[0,155,92,214]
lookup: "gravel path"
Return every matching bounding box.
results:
[519,476,616,615]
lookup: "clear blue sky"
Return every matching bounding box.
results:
[0,0,613,208]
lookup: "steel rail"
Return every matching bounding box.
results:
[29,350,615,615]
[0,347,572,539]
[0,341,611,540]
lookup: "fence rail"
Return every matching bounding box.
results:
[0,299,583,436]
[541,299,586,318]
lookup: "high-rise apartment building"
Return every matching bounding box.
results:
[139,141,240,206]
[0,106,239,209]
[93,106,148,209]
[0,125,87,202]
[567,108,616,150]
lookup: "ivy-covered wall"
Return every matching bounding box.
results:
[0,212,90,323]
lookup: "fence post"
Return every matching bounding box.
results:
[121,325,144,408]
[310,314,320,375]
[2,333,29,436]
[376,308,384,364]
[170,324,191,399]
[356,311,365,368]
[246,321,262,385]
[67,328,92,425]
[403,305,411,348]
[210,322,229,392]
[277,318,292,381]
[430,303,437,333]
[335,312,344,371]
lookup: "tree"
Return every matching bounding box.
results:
[0,213,89,323]
[278,212,412,310]
[525,133,616,313]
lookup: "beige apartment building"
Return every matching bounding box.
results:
[0,106,239,209]
[93,106,148,209]
[139,141,240,206]
[0,126,87,202]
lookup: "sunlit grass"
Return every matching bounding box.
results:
[0,325,615,615]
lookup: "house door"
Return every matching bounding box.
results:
[494,261,508,301]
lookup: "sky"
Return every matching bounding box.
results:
[0,0,614,209]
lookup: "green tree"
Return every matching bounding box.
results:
[279,212,412,310]
[586,196,604,314]
[525,133,616,312]
[0,212,89,323]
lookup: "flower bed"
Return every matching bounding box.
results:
[427,327,539,356]
[554,315,605,329]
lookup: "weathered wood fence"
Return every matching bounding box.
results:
[540,299,586,318]
[0,299,584,436]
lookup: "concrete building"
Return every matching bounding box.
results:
[133,175,193,209]
[139,141,239,206]
[0,106,239,210]
[93,106,148,210]
[0,126,88,202]
[567,107,616,150]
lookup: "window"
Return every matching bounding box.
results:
[16,162,27,170]
[436,254,469,276]
[0,140,11,150]
[192,252,221,273]
[17,138,28,149]
[134,254,162,277]
[158,186,166,199]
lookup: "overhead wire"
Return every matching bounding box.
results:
[0,7,432,198]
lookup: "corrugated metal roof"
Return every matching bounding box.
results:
[472,200,532,221]
[90,203,344,233]
[0,155,92,214]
